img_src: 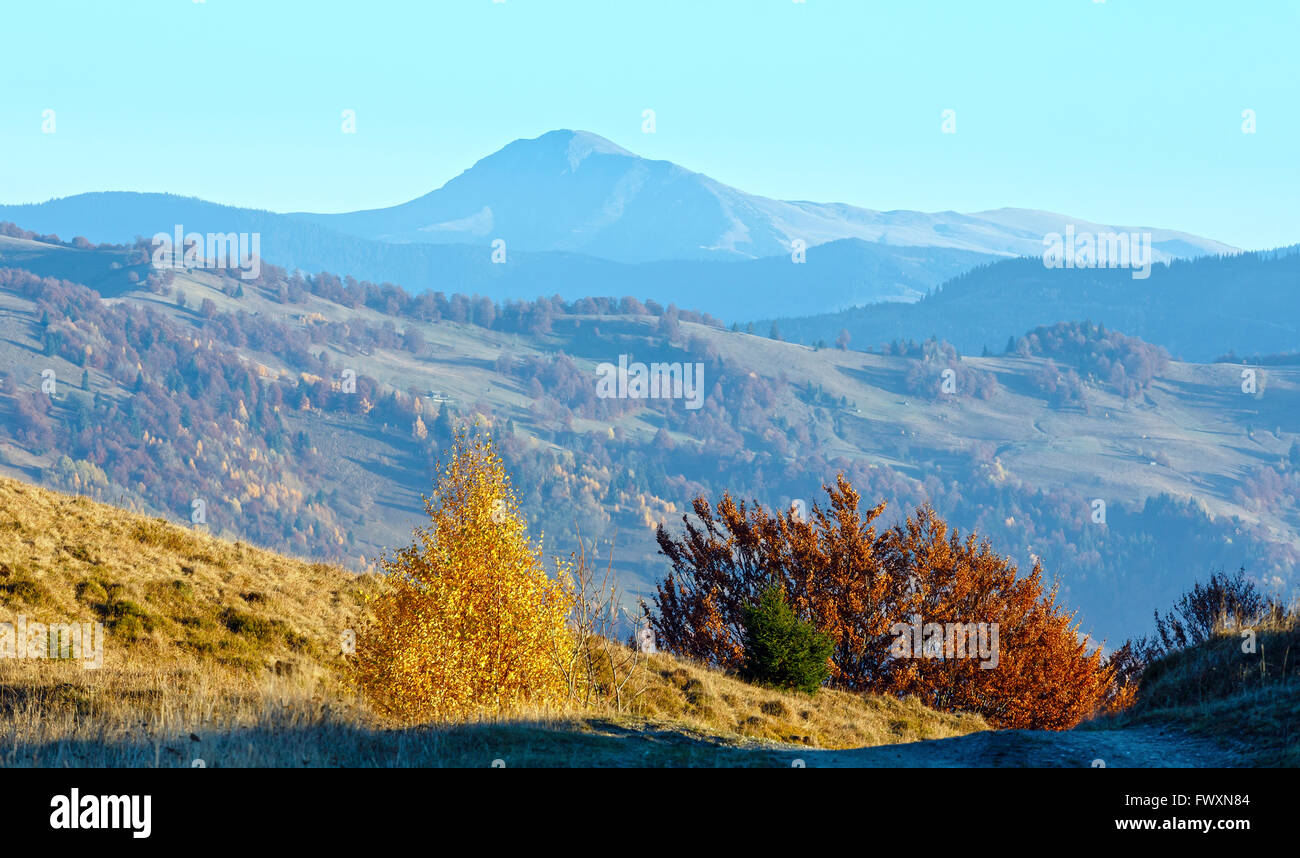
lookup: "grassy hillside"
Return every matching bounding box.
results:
[0,474,369,677]
[1,233,1297,644]
[0,476,984,766]
[1090,618,1300,766]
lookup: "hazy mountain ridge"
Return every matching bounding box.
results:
[293,130,1237,263]
[764,247,1300,363]
[0,222,992,320]
[0,130,1237,324]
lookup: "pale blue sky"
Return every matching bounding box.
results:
[1,0,1296,249]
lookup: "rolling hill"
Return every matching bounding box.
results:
[0,231,1296,645]
[0,475,987,766]
[0,227,990,320]
[1,471,1284,767]
[764,246,1300,362]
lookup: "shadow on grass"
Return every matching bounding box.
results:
[1,717,797,768]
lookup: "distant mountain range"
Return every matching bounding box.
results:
[287,130,1237,263]
[0,130,1239,321]
[0,226,990,320]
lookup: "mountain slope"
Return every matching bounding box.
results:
[0,474,369,679]
[0,228,990,319]
[1,474,1279,767]
[1,238,1297,646]
[0,475,986,766]
[0,132,1234,314]
[0,129,1239,323]
[765,247,1300,362]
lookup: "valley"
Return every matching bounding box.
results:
[1,229,1296,645]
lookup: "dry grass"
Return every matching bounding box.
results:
[0,652,984,767]
[1090,616,1300,766]
[627,651,984,749]
[0,475,374,680]
[0,476,986,766]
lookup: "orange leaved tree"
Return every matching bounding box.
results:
[652,474,1120,729]
[354,429,575,722]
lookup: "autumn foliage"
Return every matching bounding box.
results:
[354,430,575,722]
[652,475,1123,729]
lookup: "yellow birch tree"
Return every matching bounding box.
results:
[354,429,574,722]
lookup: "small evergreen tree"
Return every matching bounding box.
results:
[740,585,833,694]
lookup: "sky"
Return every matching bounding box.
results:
[1,0,1296,250]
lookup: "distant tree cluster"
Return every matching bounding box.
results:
[1233,462,1300,514]
[1214,349,1300,366]
[197,254,726,335]
[0,268,396,557]
[898,337,1000,400]
[0,221,106,249]
[1011,321,1168,398]
[1030,359,1087,410]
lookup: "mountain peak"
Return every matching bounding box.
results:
[502,129,638,170]
[16,131,1235,269]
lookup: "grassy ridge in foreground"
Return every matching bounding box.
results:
[0,476,984,766]
[1089,619,1300,766]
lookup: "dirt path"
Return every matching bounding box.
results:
[786,725,1244,768]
